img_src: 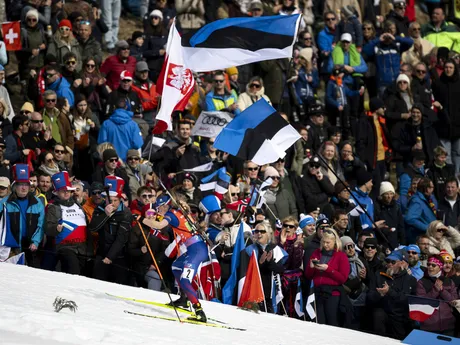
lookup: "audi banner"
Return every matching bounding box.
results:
[191,111,233,138]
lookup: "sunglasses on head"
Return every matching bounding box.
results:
[141,194,153,199]
[92,190,102,195]
[283,223,296,229]
[20,110,31,115]
[80,20,91,25]
[253,229,267,234]
[55,149,65,154]
[364,245,376,250]
[128,157,140,161]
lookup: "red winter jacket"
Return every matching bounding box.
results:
[132,81,158,112]
[305,248,350,292]
[100,55,137,91]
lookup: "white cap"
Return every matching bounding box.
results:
[340,33,352,43]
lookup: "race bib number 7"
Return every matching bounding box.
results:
[181,268,195,282]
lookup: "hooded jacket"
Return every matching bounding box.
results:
[98,108,143,162]
[237,84,271,112]
[47,77,75,107]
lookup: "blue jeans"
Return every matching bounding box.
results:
[101,0,121,49]
[440,138,460,173]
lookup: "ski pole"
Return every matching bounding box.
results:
[136,219,182,323]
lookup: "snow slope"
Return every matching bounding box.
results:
[0,264,401,345]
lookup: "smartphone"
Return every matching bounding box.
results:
[311,259,320,265]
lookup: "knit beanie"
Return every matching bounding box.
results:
[334,181,349,195]
[369,97,385,113]
[58,19,73,30]
[26,9,39,20]
[356,170,373,187]
[225,66,238,76]
[379,181,395,196]
[299,214,315,229]
[20,102,34,113]
[102,149,118,162]
[396,73,411,85]
[264,166,280,180]
[341,236,354,247]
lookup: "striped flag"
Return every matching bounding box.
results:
[2,252,25,265]
[408,295,440,322]
[180,15,302,72]
[199,167,231,196]
[306,281,316,320]
[294,279,304,317]
[184,162,213,172]
[213,99,300,166]
[222,222,245,304]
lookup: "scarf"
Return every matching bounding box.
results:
[428,271,442,279]
[184,187,195,200]
[320,249,334,264]
[39,163,60,176]
[427,195,437,216]
[265,188,278,204]
[330,75,343,87]
[331,43,363,76]
[348,253,365,278]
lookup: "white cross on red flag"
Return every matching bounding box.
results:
[1,22,22,51]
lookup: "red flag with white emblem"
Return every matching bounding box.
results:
[153,18,194,134]
[1,21,22,51]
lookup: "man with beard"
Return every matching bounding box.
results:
[71,180,85,204]
[77,21,103,65]
[405,244,423,280]
[367,250,417,340]
[38,173,53,201]
[22,112,56,155]
[29,172,46,206]
[416,235,430,267]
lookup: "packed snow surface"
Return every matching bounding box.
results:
[0,264,401,344]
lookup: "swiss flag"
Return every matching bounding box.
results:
[1,21,22,51]
[153,19,194,134]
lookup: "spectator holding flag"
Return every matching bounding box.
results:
[416,255,458,336]
[305,228,351,327]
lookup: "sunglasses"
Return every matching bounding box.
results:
[416,69,426,74]
[231,193,238,196]
[214,79,225,83]
[282,223,296,229]
[86,64,96,68]
[437,228,448,233]
[66,61,76,66]
[276,159,285,163]
[345,244,354,250]
[20,110,31,115]
[141,194,153,199]
[127,157,140,161]
[412,28,421,31]
[0,145,5,149]
[249,83,261,88]
[326,17,336,21]
[0,186,8,190]
[309,164,321,169]
[190,209,199,214]
[152,16,161,19]
[108,158,118,163]
[46,158,54,163]
[208,141,215,145]
[122,79,132,83]
[54,150,65,154]
[45,98,56,103]
[363,27,373,31]
[27,17,38,22]
[247,167,258,171]
[364,245,376,250]
[31,119,44,123]
[407,251,418,255]
[60,27,70,31]
[92,190,102,195]
[270,176,280,180]
[427,263,439,268]
[253,229,267,234]
[385,260,397,265]
[304,37,312,41]
[120,47,130,51]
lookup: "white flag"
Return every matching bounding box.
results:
[153,19,195,134]
[183,162,213,172]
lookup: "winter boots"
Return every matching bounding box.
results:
[168,294,190,309]
[193,302,207,323]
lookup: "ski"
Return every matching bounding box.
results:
[106,293,227,324]
[124,310,246,331]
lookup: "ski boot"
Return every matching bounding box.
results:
[168,294,190,309]
[193,302,207,323]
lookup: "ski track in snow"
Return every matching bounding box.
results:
[0,264,401,345]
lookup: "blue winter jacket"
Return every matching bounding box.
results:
[294,67,319,105]
[98,108,143,162]
[404,191,437,242]
[0,193,45,249]
[47,77,75,107]
[317,27,335,54]
[351,188,374,230]
[325,79,360,109]
[399,165,425,197]
[362,37,413,88]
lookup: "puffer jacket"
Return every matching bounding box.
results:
[47,34,82,71]
[404,191,437,243]
[417,274,458,332]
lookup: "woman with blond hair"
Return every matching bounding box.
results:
[0,98,12,137]
[305,228,350,326]
[47,19,82,71]
[426,220,460,257]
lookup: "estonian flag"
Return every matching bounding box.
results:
[294,279,304,317]
[214,99,300,166]
[306,281,316,320]
[199,167,231,196]
[408,295,440,322]
[221,222,245,304]
[181,15,302,72]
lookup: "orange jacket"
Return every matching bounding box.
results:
[132,81,159,112]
